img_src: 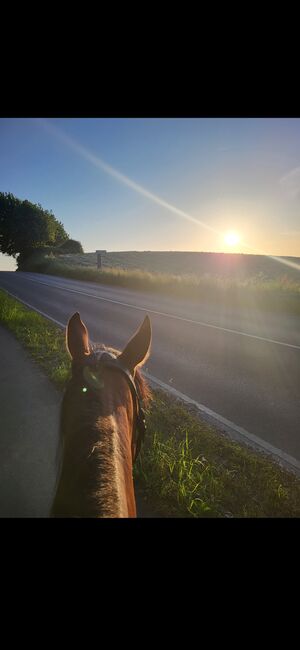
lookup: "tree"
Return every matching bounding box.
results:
[58,239,84,254]
[0,192,69,258]
[0,192,21,257]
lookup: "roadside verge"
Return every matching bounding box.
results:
[1,288,300,518]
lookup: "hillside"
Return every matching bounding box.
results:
[58,250,300,282]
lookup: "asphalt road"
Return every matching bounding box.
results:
[1,270,300,465]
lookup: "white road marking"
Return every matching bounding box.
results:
[2,288,66,328]
[144,372,300,475]
[3,285,300,476]
[16,273,300,351]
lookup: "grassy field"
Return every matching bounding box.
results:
[19,250,300,316]
[1,287,300,518]
[54,250,300,282]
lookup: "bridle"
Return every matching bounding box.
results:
[72,350,147,462]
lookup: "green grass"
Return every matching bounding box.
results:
[19,251,300,316]
[136,394,300,517]
[1,287,300,517]
[0,290,71,388]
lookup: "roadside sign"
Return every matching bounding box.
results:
[96,250,107,269]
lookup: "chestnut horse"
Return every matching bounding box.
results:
[51,312,152,518]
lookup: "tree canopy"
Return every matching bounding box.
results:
[0,192,69,258]
[58,239,84,254]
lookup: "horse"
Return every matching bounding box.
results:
[51,311,152,518]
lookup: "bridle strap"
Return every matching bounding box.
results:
[96,353,146,461]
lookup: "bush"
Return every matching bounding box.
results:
[17,240,84,271]
[17,246,58,270]
[58,239,83,254]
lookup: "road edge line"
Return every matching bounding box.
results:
[3,286,300,477]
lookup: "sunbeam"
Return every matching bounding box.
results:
[36,119,300,273]
[37,118,218,236]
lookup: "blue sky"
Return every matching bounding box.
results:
[1,117,300,270]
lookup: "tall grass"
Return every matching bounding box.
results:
[19,253,300,315]
[136,393,300,518]
[135,430,218,516]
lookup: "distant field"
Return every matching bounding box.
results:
[58,250,300,282]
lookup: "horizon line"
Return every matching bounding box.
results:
[83,249,300,259]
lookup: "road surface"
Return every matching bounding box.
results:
[0,271,299,467]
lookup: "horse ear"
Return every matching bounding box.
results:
[119,315,151,375]
[66,312,91,360]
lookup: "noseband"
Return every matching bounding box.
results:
[72,350,147,462]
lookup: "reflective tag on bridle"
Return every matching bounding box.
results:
[83,365,105,391]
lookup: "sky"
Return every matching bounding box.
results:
[1,117,300,270]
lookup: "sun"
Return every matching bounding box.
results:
[224,231,240,247]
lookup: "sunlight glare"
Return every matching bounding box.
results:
[37,119,300,273]
[224,231,240,247]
